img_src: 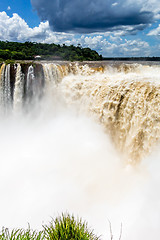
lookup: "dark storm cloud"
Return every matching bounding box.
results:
[31,0,154,33]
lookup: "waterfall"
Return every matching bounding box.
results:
[58,63,160,163]
[0,61,160,162]
[0,64,6,108]
[42,63,64,86]
[0,64,11,113]
[13,63,24,111]
[1,61,160,240]
[4,64,11,104]
[43,63,57,85]
[26,65,35,98]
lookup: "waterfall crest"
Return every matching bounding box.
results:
[0,61,160,163]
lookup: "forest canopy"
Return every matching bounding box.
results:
[0,41,102,61]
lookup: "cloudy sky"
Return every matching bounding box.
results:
[0,0,160,57]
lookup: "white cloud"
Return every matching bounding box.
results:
[0,11,35,41]
[91,37,150,57]
[147,24,160,36]
[141,0,160,16]
[0,11,73,43]
[0,11,153,57]
[112,2,118,7]
[7,6,11,11]
[73,32,150,57]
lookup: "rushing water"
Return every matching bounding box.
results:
[0,61,160,239]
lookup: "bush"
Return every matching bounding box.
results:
[44,213,100,240]
[11,51,28,60]
[0,50,11,60]
[0,213,100,240]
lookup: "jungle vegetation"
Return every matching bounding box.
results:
[0,41,102,62]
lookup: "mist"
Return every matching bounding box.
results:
[0,98,158,240]
[1,62,160,239]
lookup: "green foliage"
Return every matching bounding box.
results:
[0,227,44,240]
[5,59,15,65]
[0,41,102,61]
[0,58,3,64]
[0,50,12,60]
[44,213,99,240]
[0,213,100,240]
[11,51,26,60]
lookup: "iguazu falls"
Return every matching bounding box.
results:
[1,61,160,239]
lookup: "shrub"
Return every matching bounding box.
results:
[0,213,100,240]
[0,227,44,240]
[44,213,100,240]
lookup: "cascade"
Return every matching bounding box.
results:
[4,64,11,107]
[0,64,11,112]
[58,62,160,163]
[0,64,6,108]
[13,63,25,111]
[0,61,160,163]
[26,65,35,98]
[42,63,63,86]
[1,61,160,240]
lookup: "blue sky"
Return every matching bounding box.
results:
[0,0,40,27]
[0,0,160,57]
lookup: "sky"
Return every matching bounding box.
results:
[0,0,160,57]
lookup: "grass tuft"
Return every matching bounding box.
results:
[44,213,100,240]
[0,213,100,240]
[0,226,44,240]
